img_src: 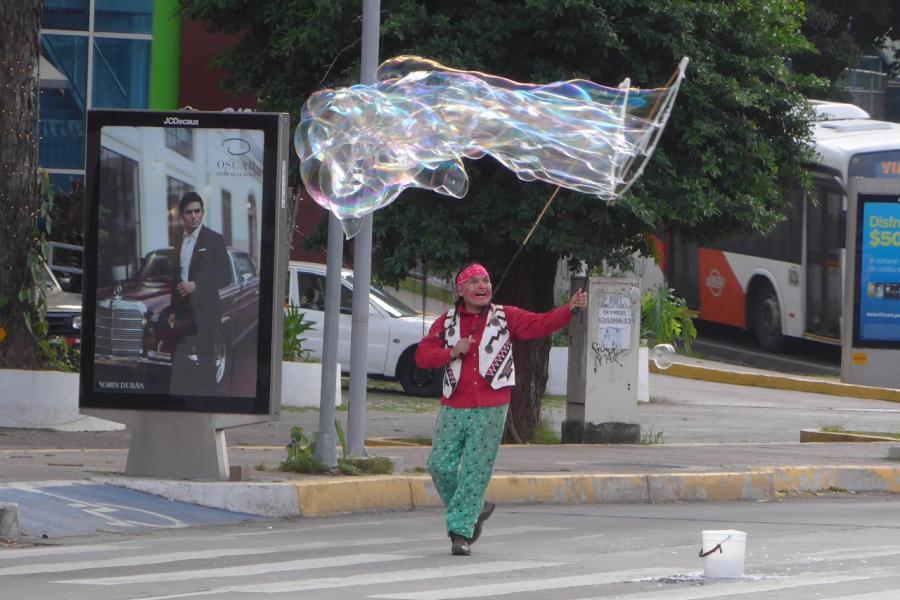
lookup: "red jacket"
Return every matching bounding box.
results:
[415,304,573,408]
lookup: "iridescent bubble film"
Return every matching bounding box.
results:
[295,56,688,237]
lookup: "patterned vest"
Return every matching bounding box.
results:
[442,304,515,398]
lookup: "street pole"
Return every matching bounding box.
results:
[347,0,380,457]
[314,213,343,467]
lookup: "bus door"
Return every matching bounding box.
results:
[804,173,844,339]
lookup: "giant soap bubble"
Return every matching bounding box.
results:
[296,56,689,237]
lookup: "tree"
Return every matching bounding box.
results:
[791,1,900,83]
[0,0,43,369]
[181,0,818,441]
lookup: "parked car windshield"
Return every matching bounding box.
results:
[136,249,175,286]
[345,275,418,318]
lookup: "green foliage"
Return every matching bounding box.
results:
[8,170,81,372]
[338,456,394,475]
[791,1,900,84]
[529,419,561,445]
[283,305,315,362]
[641,286,697,353]
[280,422,395,475]
[281,425,330,473]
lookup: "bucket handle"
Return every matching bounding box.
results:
[699,543,723,558]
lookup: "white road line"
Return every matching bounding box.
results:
[569,533,607,541]
[1,526,563,577]
[132,560,562,600]
[825,592,900,600]
[830,407,900,413]
[228,520,388,536]
[572,573,870,600]
[0,540,407,577]
[368,568,681,600]
[803,545,900,562]
[58,553,418,585]
[0,544,133,561]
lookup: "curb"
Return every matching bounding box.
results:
[651,362,900,403]
[100,464,900,519]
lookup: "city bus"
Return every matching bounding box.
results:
[660,101,900,351]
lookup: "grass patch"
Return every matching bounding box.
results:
[279,425,395,475]
[396,277,455,305]
[542,394,566,411]
[281,453,331,474]
[338,456,394,475]
[529,419,560,444]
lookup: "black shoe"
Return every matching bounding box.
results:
[449,533,471,556]
[470,501,495,544]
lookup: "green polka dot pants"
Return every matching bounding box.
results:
[427,404,508,539]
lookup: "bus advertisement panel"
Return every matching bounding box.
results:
[855,193,900,346]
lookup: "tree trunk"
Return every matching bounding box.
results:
[0,0,42,369]
[492,247,559,443]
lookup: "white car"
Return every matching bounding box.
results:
[286,261,441,396]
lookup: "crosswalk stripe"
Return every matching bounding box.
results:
[58,553,418,585]
[0,544,132,561]
[825,592,900,600]
[0,526,563,577]
[131,560,562,600]
[568,573,871,600]
[367,568,680,600]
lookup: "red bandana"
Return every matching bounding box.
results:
[456,263,490,288]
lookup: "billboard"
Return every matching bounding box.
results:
[80,110,288,415]
[853,192,900,347]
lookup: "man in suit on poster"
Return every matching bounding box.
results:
[169,191,231,395]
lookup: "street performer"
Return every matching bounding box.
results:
[415,262,587,556]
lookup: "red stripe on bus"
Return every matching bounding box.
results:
[698,249,745,328]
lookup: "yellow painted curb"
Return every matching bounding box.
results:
[293,475,435,516]
[799,429,899,443]
[286,466,900,517]
[651,362,900,403]
[773,465,900,494]
[646,471,773,503]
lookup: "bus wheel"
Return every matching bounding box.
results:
[753,283,785,352]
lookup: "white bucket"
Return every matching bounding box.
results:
[700,529,747,578]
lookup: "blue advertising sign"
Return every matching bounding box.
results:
[855,194,900,345]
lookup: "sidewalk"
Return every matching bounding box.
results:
[1,356,899,532]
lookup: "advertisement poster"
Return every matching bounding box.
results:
[597,293,634,351]
[856,195,900,344]
[81,110,285,415]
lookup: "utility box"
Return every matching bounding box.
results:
[841,177,900,387]
[562,276,641,443]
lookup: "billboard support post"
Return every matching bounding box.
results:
[841,177,900,387]
[83,409,268,479]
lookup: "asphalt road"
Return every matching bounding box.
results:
[692,321,841,377]
[3,496,899,599]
